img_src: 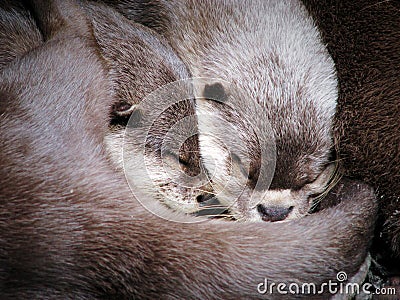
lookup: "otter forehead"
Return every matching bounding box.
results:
[197,78,335,192]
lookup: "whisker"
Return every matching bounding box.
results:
[231,187,247,207]
[310,163,343,212]
[197,205,229,210]
[193,189,215,195]
[361,0,394,11]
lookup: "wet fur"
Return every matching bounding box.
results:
[0,0,378,298]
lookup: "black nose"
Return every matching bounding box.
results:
[257,205,293,222]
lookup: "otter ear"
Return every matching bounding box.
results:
[83,3,127,61]
[195,81,230,130]
[202,82,229,103]
[27,0,90,41]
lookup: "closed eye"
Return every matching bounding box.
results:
[112,101,135,116]
[178,156,189,166]
[163,150,189,167]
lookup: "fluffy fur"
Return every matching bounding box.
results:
[302,0,400,269]
[106,0,339,222]
[0,1,42,69]
[83,2,211,214]
[107,0,400,273]
[0,0,378,298]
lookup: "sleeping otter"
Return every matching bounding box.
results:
[83,2,215,215]
[106,0,400,264]
[0,0,378,298]
[101,0,339,223]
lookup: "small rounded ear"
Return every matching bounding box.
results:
[203,82,228,103]
[26,0,90,41]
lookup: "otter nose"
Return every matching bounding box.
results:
[256,205,293,222]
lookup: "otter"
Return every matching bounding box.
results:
[82,2,215,215]
[0,0,377,298]
[102,0,339,222]
[107,0,400,285]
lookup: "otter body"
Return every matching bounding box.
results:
[111,0,400,275]
[0,0,378,298]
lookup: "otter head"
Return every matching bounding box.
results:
[86,3,213,214]
[183,0,339,222]
[196,79,337,222]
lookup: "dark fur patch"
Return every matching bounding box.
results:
[203,83,228,103]
[302,0,400,267]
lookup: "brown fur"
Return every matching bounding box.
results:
[83,2,212,213]
[0,1,42,70]
[102,0,341,223]
[302,0,400,269]
[0,0,378,298]
[110,0,400,266]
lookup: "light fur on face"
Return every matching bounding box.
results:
[105,0,339,221]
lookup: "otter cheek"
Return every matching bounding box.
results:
[286,192,311,219]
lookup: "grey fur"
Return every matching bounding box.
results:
[83,2,211,213]
[110,0,338,221]
[0,0,378,298]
